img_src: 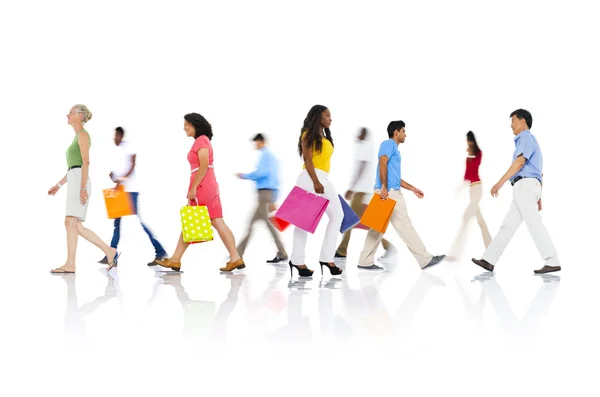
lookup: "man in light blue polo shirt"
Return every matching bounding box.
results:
[472,109,560,274]
[358,120,445,270]
[235,133,288,263]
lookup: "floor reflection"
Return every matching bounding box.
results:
[148,272,247,352]
[53,256,562,353]
[59,273,118,349]
[469,272,561,349]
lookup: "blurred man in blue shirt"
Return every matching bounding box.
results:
[472,109,560,274]
[236,133,288,263]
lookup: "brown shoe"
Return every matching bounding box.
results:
[472,258,494,272]
[534,265,561,274]
[155,257,181,271]
[219,258,246,272]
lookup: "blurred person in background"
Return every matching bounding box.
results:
[447,131,492,261]
[335,127,397,261]
[48,104,119,273]
[235,133,288,263]
[98,126,168,268]
[155,113,245,273]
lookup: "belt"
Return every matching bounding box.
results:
[511,176,540,186]
[191,165,213,173]
[68,165,81,170]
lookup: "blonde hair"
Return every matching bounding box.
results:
[73,104,93,123]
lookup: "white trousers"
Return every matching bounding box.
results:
[290,169,343,264]
[483,178,559,266]
[448,183,492,257]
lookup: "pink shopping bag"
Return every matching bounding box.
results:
[274,186,329,233]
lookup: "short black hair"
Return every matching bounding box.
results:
[184,113,213,140]
[510,109,532,129]
[115,126,125,136]
[252,133,265,142]
[387,120,405,138]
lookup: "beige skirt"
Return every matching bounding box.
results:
[66,168,92,221]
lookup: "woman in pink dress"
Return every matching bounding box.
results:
[156,113,245,272]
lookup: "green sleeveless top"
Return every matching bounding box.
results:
[66,129,91,168]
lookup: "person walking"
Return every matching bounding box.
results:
[48,104,119,273]
[358,120,446,270]
[472,109,560,274]
[155,113,244,273]
[447,131,492,260]
[235,133,288,263]
[98,127,168,267]
[288,104,343,277]
[335,127,397,261]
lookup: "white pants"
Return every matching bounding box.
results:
[483,178,559,266]
[290,169,343,264]
[448,183,492,257]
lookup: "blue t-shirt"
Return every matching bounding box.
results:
[374,139,401,190]
[511,130,543,183]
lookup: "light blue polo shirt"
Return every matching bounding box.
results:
[241,147,280,190]
[511,130,543,183]
[374,139,401,190]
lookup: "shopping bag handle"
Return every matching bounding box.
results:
[105,187,123,198]
[187,198,199,205]
[305,190,324,198]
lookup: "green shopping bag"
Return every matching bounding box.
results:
[180,200,214,244]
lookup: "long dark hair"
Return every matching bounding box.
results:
[297,104,333,157]
[466,131,481,156]
[184,113,213,140]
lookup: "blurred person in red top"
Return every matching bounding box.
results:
[447,131,492,261]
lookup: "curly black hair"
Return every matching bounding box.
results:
[297,104,333,157]
[184,113,213,140]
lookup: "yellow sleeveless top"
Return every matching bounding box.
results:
[301,131,333,173]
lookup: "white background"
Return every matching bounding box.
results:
[1,0,599,395]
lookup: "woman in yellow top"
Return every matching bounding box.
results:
[289,105,343,277]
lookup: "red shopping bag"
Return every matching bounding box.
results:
[269,216,291,232]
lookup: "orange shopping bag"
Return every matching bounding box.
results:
[103,185,136,219]
[359,193,396,233]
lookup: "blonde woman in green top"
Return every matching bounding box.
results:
[48,104,120,273]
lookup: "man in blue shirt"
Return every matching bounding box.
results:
[472,109,560,274]
[358,120,446,270]
[235,133,288,263]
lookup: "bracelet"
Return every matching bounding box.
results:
[57,182,62,188]
[81,188,86,191]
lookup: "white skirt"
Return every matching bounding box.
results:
[66,168,92,221]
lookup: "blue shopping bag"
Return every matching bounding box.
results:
[339,195,360,233]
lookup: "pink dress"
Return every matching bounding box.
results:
[187,135,223,219]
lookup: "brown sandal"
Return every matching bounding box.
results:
[50,267,75,274]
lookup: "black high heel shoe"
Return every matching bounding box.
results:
[319,261,343,276]
[288,261,314,277]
